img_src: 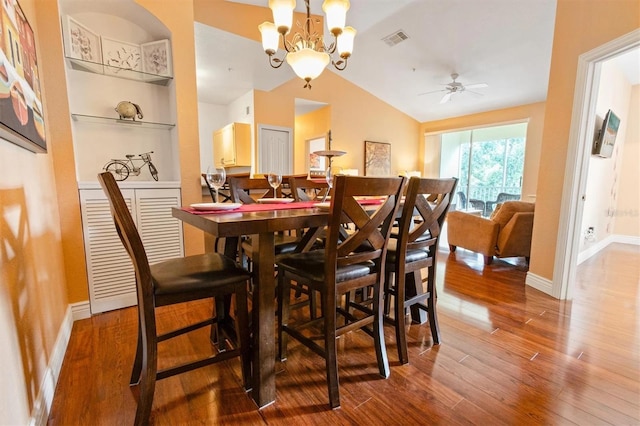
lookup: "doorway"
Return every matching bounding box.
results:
[555,29,640,300]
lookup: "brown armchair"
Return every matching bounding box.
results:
[447,201,535,265]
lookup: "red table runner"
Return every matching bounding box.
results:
[181,198,384,215]
[182,201,317,215]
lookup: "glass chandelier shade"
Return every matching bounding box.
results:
[259,0,356,89]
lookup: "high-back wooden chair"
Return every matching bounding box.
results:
[228,176,281,204]
[98,172,251,425]
[289,177,330,202]
[276,175,406,408]
[384,176,457,364]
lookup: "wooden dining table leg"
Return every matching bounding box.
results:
[250,232,276,407]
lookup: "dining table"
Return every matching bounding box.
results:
[172,201,329,408]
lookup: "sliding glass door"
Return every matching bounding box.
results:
[441,123,527,215]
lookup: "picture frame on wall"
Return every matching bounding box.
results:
[141,39,172,77]
[308,136,327,177]
[364,141,391,176]
[101,36,142,76]
[0,0,47,153]
[64,16,102,71]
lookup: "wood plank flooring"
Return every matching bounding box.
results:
[48,243,640,425]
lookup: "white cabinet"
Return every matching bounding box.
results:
[80,186,183,314]
[213,122,251,167]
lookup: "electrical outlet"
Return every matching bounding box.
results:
[584,227,596,241]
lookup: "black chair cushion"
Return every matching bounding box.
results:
[277,250,375,283]
[385,238,430,264]
[151,253,250,296]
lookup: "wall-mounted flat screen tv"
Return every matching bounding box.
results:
[592,109,620,158]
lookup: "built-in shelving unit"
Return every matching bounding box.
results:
[66,56,172,85]
[71,113,175,130]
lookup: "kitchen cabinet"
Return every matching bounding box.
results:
[213,122,251,167]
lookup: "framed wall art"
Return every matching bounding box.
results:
[0,0,47,152]
[101,36,142,76]
[141,39,172,77]
[364,141,391,176]
[65,16,102,69]
[307,136,327,177]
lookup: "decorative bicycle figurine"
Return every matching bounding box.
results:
[103,151,158,181]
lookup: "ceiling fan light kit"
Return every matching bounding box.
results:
[419,72,489,103]
[259,0,356,89]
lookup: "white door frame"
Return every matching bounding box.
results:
[257,124,293,174]
[553,29,640,300]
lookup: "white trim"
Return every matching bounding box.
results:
[554,29,640,300]
[613,234,640,245]
[28,306,74,426]
[71,301,91,320]
[578,234,640,264]
[577,236,613,264]
[525,271,553,295]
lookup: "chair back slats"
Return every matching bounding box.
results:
[229,176,281,204]
[289,177,330,201]
[397,177,458,259]
[98,172,152,293]
[327,176,405,276]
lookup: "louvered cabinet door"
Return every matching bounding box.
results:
[80,187,184,314]
[134,188,184,265]
[80,189,137,314]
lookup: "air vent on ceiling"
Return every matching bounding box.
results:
[382,30,409,47]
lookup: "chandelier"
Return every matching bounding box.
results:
[259,0,356,89]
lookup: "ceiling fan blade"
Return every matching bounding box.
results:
[440,92,452,104]
[418,89,447,96]
[466,90,485,96]
[465,83,488,89]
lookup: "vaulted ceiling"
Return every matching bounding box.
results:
[196,0,558,122]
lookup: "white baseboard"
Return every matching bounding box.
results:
[578,234,640,264]
[525,271,553,296]
[70,300,91,320]
[612,234,640,246]
[29,305,74,426]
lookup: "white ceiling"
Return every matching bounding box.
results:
[196,0,559,122]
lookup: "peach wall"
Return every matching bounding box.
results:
[254,70,421,176]
[0,0,69,422]
[294,106,331,173]
[614,84,640,237]
[421,102,546,203]
[136,0,204,257]
[530,0,640,280]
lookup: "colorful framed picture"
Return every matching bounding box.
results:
[0,0,47,152]
[364,141,391,176]
[141,39,172,77]
[101,36,142,76]
[65,16,102,66]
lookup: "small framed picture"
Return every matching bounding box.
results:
[65,16,102,68]
[141,39,172,77]
[101,36,142,76]
[364,140,391,176]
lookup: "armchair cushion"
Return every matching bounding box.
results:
[447,211,499,257]
[448,201,535,264]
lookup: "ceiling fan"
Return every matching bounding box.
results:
[419,73,488,103]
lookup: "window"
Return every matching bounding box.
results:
[440,123,527,215]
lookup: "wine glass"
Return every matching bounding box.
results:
[206,166,226,203]
[322,166,333,202]
[267,172,282,196]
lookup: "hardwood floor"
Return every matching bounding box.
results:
[48,243,640,425]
